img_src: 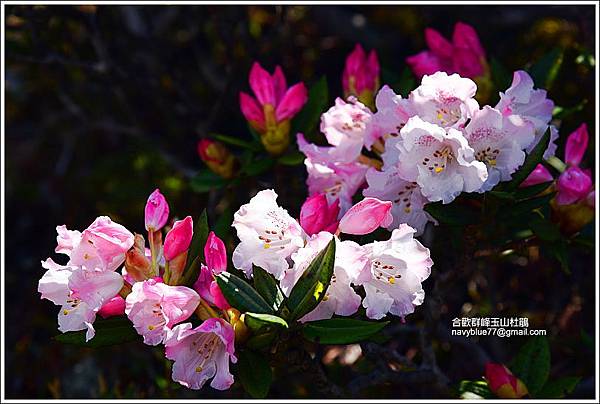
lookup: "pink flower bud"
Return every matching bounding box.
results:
[556,166,593,205]
[520,164,554,188]
[275,82,308,122]
[164,216,193,261]
[565,123,589,167]
[145,189,169,232]
[485,363,528,399]
[249,61,276,106]
[204,231,227,273]
[339,197,393,235]
[193,265,230,310]
[342,44,380,106]
[209,281,230,310]
[197,139,236,179]
[299,194,340,236]
[98,296,126,319]
[240,91,266,131]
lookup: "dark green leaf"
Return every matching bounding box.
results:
[245,331,277,351]
[537,377,580,399]
[237,350,272,398]
[510,335,551,397]
[505,129,551,191]
[553,100,587,120]
[253,265,285,312]
[291,76,328,137]
[190,170,228,193]
[302,318,389,345]
[244,313,288,332]
[424,201,479,226]
[247,123,261,143]
[529,216,561,242]
[490,57,512,92]
[179,255,203,287]
[550,238,570,274]
[183,209,209,274]
[529,48,563,89]
[241,157,275,176]
[213,207,233,240]
[499,192,555,219]
[287,238,336,321]
[396,67,417,97]
[277,151,305,166]
[54,317,140,348]
[211,133,261,151]
[458,379,494,399]
[514,181,553,200]
[215,272,274,314]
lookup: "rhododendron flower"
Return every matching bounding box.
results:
[297,133,369,213]
[165,318,237,391]
[281,232,367,322]
[193,232,230,310]
[197,139,236,179]
[520,163,554,188]
[363,168,434,235]
[320,97,373,163]
[299,193,340,236]
[485,363,528,399]
[496,70,557,159]
[409,72,479,129]
[565,123,589,167]
[204,231,227,273]
[338,197,393,235]
[463,106,535,191]
[556,166,593,205]
[125,278,200,346]
[232,189,306,279]
[364,85,415,150]
[406,22,487,79]
[239,62,307,155]
[342,44,380,107]
[394,116,488,203]
[359,225,433,319]
[98,295,126,319]
[145,188,169,232]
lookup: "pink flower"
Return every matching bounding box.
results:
[299,193,340,236]
[145,189,169,232]
[342,44,380,107]
[204,231,227,274]
[556,166,593,205]
[98,296,126,319]
[165,319,237,390]
[365,85,415,150]
[406,22,487,79]
[520,163,554,188]
[125,278,200,346]
[565,123,589,167]
[193,265,230,310]
[485,363,528,399]
[338,197,393,235]
[164,216,193,261]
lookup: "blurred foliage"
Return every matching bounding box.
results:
[4,4,596,399]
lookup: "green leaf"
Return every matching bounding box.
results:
[244,313,288,332]
[499,192,555,219]
[190,170,228,193]
[510,335,551,397]
[237,350,272,398]
[553,100,587,120]
[396,67,417,97]
[291,76,328,137]
[241,157,275,176]
[505,129,551,191]
[211,133,261,151]
[550,238,570,274]
[253,265,285,312]
[179,255,203,287]
[215,272,274,314]
[490,57,512,92]
[287,238,336,321]
[424,201,479,226]
[245,331,277,351]
[514,181,553,200]
[183,209,209,274]
[458,379,494,399]
[537,376,580,398]
[213,207,233,240]
[529,216,561,242]
[302,318,389,345]
[54,317,140,348]
[529,48,563,89]
[277,151,305,166]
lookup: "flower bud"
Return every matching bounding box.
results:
[145,189,169,232]
[98,296,126,319]
[193,265,230,310]
[485,363,528,399]
[299,194,340,236]
[204,231,227,273]
[164,216,193,261]
[520,164,554,188]
[342,44,380,108]
[551,193,595,235]
[565,123,589,167]
[556,166,593,205]
[228,309,250,344]
[197,139,236,179]
[339,197,393,235]
[125,234,152,281]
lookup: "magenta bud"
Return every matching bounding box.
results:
[204,231,227,273]
[339,197,393,235]
[565,123,589,167]
[520,164,554,188]
[163,216,193,261]
[556,166,593,205]
[98,296,126,319]
[299,194,340,236]
[209,281,230,310]
[145,189,169,232]
[485,363,528,399]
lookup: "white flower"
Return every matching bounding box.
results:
[232,189,306,280]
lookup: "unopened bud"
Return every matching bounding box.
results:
[197,139,236,179]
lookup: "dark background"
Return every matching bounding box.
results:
[4,4,596,399]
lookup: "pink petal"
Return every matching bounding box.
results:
[204,231,227,273]
[339,197,393,235]
[453,22,485,59]
[249,62,275,106]
[520,164,554,188]
[164,216,193,261]
[425,27,454,59]
[405,51,447,79]
[98,296,126,319]
[272,66,288,105]
[275,82,308,121]
[145,188,169,232]
[299,194,340,236]
[565,123,589,167]
[239,92,265,129]
[209,281,230,310]
[556,166,593,205]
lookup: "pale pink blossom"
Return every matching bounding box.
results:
[125,278,200,346]
[359,225,433,320]
[364,85,415,150]
[339,197,393,235]
[299,193,340,236]
[165,318,237,391]
[145,188,170,232]
[232,189,306,279]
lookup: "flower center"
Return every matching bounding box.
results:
[421,146,454,174]
[257,211,292,250]
[394,182,419,213]
[63,293,81,315]
[147,303,166,330]
[372,259,402,286]
[192,333,219,373]
[475,146,500,166]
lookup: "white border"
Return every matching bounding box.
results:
[1,1,598,403]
